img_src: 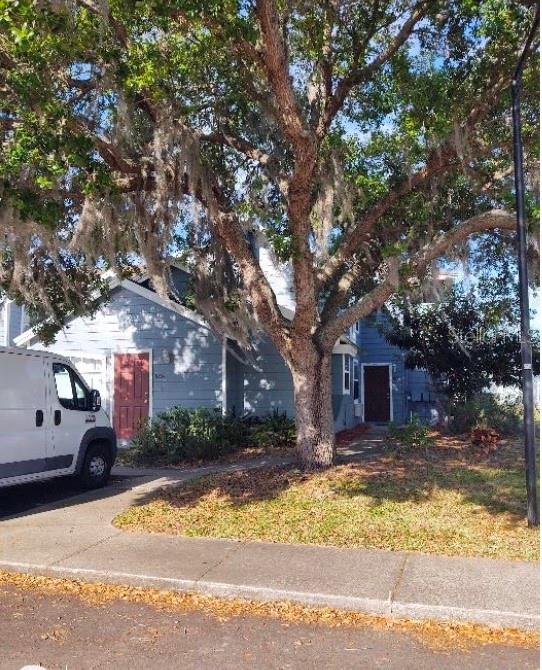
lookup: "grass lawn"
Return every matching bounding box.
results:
[114,436,540,561]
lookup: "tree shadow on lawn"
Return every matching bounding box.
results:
[330,437,531,521]
[332,462,528,520]
[129,440,531,525]
[134,464,304,510]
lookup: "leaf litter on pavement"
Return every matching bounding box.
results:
[0,570,538,652]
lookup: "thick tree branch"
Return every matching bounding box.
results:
[211,213,292,351]
[255,0,314,151]
[408,209,516,275]
[317,141,457,289]
[318,1,428,135]
[318,70,510,305]
[254,0,320,335]
[319,257,401,349]
[319,209,517,346]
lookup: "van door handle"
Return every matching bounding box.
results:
[36,410,44,427]
[54,410,61,426]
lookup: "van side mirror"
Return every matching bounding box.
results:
[89,389,101,412]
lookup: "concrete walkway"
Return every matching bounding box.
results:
[0,458,539,631]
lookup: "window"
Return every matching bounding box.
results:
[353,360,360,402]
[343,355,351,394]
[355,320,360,333]
[53,363,89,410]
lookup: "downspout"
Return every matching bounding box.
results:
[221,337,228,415]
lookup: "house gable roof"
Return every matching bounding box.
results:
[13,262,358,356]
[13,275,208,347]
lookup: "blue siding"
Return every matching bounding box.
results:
[405,368,440,424]
[0,301,6,345]
[224,347,245,416]
[244,341,358,431]
[357,313,436,425]
[1,302,26,345]
[243,336,295,417]
[331,353,360,430]
[31,285,224,417]
[23,277,436,430]
[358,315,407,424]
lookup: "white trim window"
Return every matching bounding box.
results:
[343,354,351,394]
[353,360,360,403]
[355,319,360,333]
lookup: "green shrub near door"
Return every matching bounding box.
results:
[129,406,296,466]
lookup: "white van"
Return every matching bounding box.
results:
[0,347,116,489]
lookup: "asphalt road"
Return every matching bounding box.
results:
[0,584,537,670]
[0,474,135,519]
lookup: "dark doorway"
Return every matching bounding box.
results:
[363,365,391,422]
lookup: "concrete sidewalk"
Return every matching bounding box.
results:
[0,461,539,631]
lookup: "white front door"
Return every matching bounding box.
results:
[49,361,94,470]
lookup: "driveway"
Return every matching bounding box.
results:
[0,471,143,519]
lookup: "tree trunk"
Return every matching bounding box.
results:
[289,345,335,469]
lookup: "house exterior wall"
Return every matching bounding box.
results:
[358,316,408,424]
[405,367,441,424]
[243,338,358,432]
[17,272,437,431]
[0,301,27,346]
[224,346,245,417]
[357,314,439,425]
[243,336,295,418]
[251,232,295,312]
[8,303,25,345]
[30,285,224,418]
[331,353,360,430]
[0,301,6,345]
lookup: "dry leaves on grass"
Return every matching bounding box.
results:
[114,438,539,561]
[0,570,538,651]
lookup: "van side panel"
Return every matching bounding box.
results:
[0,350,47,475]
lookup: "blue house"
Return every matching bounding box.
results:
[2,260,437,441]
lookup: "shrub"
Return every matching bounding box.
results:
[387,415,433,455]
[249,409,296,449]
[449,393,522,436]
[130,407,245,465]
[127,407,296,466]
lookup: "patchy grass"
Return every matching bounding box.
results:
[114,437,539,561]
[0,571,538,651]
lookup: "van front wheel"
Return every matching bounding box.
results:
[79,442,111,489]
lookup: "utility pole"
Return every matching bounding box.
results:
[511,5,540,527]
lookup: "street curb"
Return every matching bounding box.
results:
[0,560,538,632]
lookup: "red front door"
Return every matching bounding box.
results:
[114,353,150,439]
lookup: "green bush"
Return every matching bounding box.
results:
[449,394,522,436]
[128,407,296,466]
[387,416,433,456]
[130,407,245,465]
[249,409,297,449]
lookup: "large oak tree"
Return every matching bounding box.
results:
[0,0,538,467]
